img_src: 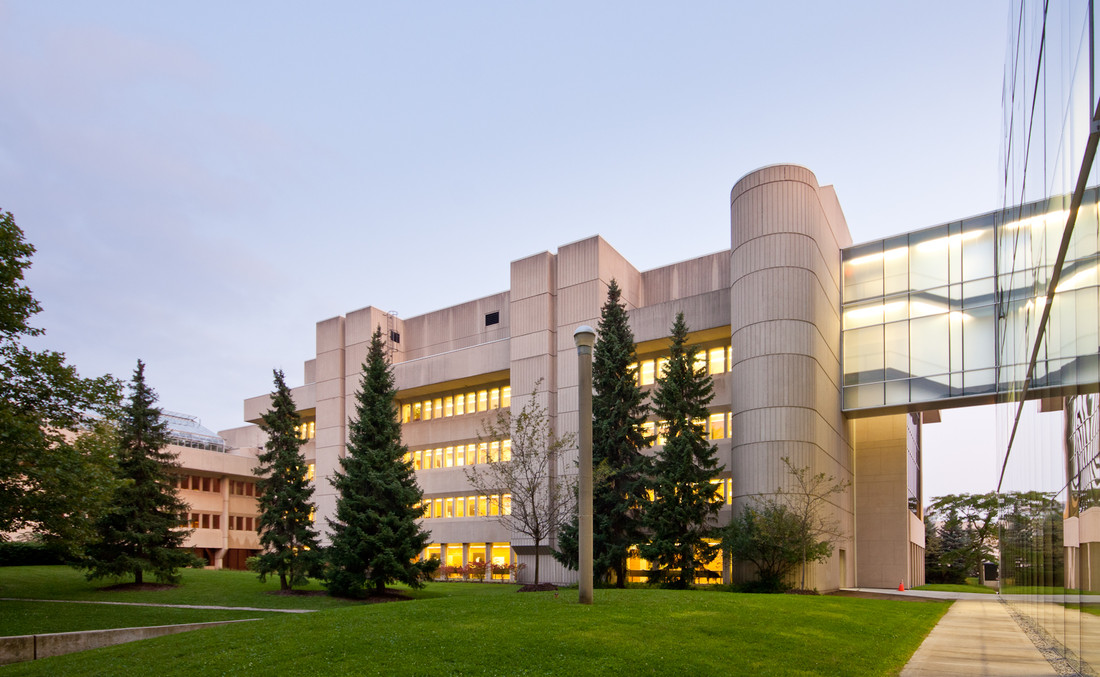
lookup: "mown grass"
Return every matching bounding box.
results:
[0,582,950,677]
[0,600,279,636]
[911,582,995,594]
[0,566,365,610]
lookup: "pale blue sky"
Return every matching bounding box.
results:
[0,1,1010,498]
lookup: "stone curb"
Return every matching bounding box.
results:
[0,618,260,666]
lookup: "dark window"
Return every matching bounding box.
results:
[485,311,500,326]
[389,330,401,343]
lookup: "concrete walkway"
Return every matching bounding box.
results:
[0,597,316,613]
[841,588,1099,676]
[900,598,1058,676]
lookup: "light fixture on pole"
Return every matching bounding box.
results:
[574,324,596,605]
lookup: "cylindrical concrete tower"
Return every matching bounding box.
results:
[728,164,854,590]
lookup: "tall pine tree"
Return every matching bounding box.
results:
[640,312,723,588]
[253,369,321,591]
[325,327,435,597]
[85,360,197,584]
[554,279,650,586]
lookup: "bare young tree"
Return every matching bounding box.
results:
[773,457,849,591]
[464,382,575,585]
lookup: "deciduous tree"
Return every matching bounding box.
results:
[724,458,846,592]
[252,369,321,591]
[325,328,435,597]
[640,313,723,588]
[0,209,121,555]
[467,381,575,585]
[84,361,197,584]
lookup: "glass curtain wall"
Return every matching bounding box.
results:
[997,1,1100,673]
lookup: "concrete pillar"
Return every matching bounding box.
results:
[729,164,855,591]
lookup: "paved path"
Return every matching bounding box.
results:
[0,597,315,613]
[843,589,1099,676]
[900,598,1058,676]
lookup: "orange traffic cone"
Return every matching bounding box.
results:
[898,580,905,592]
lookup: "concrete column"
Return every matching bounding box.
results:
[729,164,855,591]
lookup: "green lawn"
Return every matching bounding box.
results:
[0,600,278,636]
[0,578,950,676]
[911,583,995,594]
[0,566,364,610]
[999,585,1100,595]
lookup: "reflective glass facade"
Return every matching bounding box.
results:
[841,191,1100,413]
[996,1,1100,673]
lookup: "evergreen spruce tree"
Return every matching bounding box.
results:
[253,369,321,591]
[640,312,723,588]
[85,360,197,584]
[554,280,650,586]
[325,327,435,597]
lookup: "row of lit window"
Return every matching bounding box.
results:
[644,479,732,505]
[405,440,512,471]
[642,412,733,443]
[184,512,256,532]
[401,385,511,423]
[632,346,732,386]
[295,420,316,440]
[418,494,512,519]
[229,480,259,497]
[174,474,220,493]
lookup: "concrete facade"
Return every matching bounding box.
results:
[221,164,952,589]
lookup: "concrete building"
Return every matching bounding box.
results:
[162,412,262,570]
[218,160,1099,590]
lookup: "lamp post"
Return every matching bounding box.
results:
[574,325,596,605]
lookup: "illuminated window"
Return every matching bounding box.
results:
[402,404,411,423]
[455,497,466,517]
[726,478,733,504]
[709,413,726,440]
[455,394,465,416]
[466,392,476,413]
[412,402,422,421]
[489,495,500,516]
[657,421,668,446]
[657,357,669,379]
[422,450,432,470]
[190,513,200,528]
[433,498,443,518]
[641,421,656,444]
[433,398,443,419]
[709,347,725,375]
[434,448,443,468]
[444,397,453,417]
[727,346,732,369]
[477,496,488,516]
[307,463,316,480]
[477,443,488,464]
[413,451,422,470]
[502,439,511,461]
[640,360,655,385]
[502,386,511,407]
[466,496,477,516]
[502,494,512,515]
[490,388,500,409]
[710,479,725,503]
[455,444,465,466]
[445,446,454,468]
[478,390,488,412]
[422,400,432,421]
[693,351,707,373]
[444,498,454,518]
[489,441,500,462]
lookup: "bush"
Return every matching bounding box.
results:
[0,540,69,566]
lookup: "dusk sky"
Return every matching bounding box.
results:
[1,1,1011,499]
